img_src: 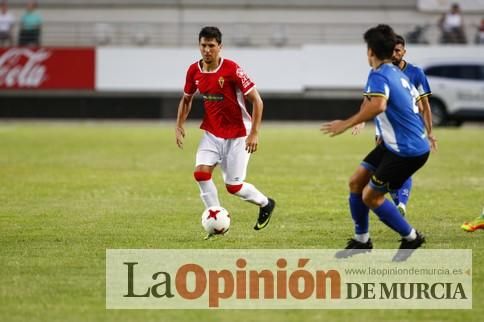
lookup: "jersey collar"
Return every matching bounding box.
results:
[198,57,224,74]
[400,60,408,71]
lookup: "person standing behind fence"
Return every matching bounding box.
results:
[438,3,467,44]
[18,1,42,46]
[0,1,15,47]
[476,18,484,44]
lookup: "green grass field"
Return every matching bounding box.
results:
[1,121,483,321]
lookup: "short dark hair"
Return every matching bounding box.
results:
[363,24,397,60]
[395,34,405,47]
[199,26,222,44]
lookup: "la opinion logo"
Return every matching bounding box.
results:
[123,258,342,307]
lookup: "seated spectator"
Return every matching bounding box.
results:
[18,1,42,46]
[0,1,15,47]
[439,3,467,44]
[476,18,484,44]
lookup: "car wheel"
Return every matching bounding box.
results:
[429,99,447,126]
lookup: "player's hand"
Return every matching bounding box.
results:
[175,126,185,149]
[428,133,438,151]
[352,122,366,135]
[245,133,258,153]
[321,120,348,137]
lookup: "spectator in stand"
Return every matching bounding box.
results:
[476,18,484,44]
[0,1,15,47]
[439,3,467,44]
[18,1,42,46]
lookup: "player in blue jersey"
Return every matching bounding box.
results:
[353,35,438,217]
[322,24,430,261]
[388,34,437,216]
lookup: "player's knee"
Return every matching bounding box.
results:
[362,192,371,207]
[226,184,243,194]
[349,175,365,193]
[194,171,211,182]
[362,191,381,209]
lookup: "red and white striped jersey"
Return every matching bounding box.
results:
[184,58,255,139]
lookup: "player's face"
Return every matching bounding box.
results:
[367,48,374,67]
[199,37,222,64]
[392,44,406,65]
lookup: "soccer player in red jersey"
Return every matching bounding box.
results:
[175,26,275,232]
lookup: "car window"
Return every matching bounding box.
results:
[425,65,483,80]
[425,66,444,77]
[457,65,481,80]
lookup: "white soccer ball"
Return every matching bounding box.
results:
[201,206,231,235]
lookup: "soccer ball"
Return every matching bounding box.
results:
[201,206,231,235]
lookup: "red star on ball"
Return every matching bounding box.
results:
[207,209,220,220]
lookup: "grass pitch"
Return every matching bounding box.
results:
[0,121,483,321]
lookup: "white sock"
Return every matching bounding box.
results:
[234,182,269,207]
[355,233,370,243]
[197,179,220,208]
[403,228,417,241]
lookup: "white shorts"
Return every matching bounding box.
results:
[196,131,250,185]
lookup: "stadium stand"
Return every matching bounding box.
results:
[4,0,418,9]
[4,0,483,46]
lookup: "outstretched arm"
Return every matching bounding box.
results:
[352,98,369,135]
[321,96,386,137]
[175,94,194,149]
[244,88,263,153]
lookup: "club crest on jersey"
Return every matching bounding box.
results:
[218,76,224,88]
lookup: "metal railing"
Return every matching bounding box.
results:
[6,0,417,9]
[41,21,370,47]
[3,21,481,47]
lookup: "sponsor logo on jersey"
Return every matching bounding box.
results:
[202,93,224,101]
[236,67,252,89]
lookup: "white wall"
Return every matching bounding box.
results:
[97,47,304,93]
[96,45,484,94]
[97,48,197,92]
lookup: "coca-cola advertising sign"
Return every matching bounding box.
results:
[0,47,95,90]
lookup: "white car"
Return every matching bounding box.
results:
[423,61,484,126]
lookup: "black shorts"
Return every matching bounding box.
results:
[361,143,429,192]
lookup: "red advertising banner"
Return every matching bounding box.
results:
[0,47,95,90]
